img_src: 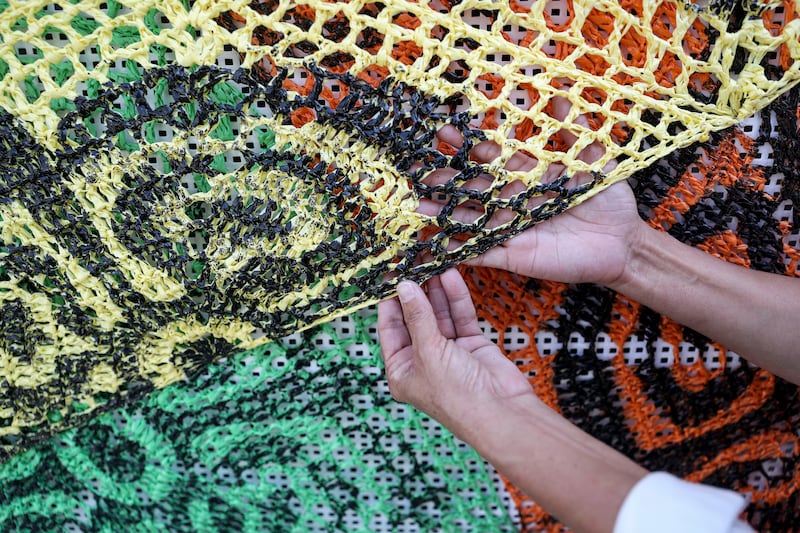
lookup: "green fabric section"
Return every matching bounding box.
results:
[0,307,514,532]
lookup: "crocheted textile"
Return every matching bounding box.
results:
[464,85,800,531]
[2,2,800,531]
[2,95,797,531]
[2,0,800,458]
[0,306,514,531]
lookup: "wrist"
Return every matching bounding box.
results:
[607,220,669,295]
[581,215,654,289]
[460,391,647,533]
[442,391,543,449]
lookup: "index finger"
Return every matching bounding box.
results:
[377,296,411,360]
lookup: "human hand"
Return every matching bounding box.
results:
[467,174,643,286]
[378,268,648,533]
[377,268,535,433]
[426,102,646,286]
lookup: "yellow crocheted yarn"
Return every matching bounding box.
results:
[0,0,798,456]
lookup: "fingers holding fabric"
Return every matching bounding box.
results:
[377,297,411,364]
[437,124,540,173]
[419,97,621,264]
[425,274,457,339]
[395,281,445,350]
[438,269,484,338]
[432,121,574,219]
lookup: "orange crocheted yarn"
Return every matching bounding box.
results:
[464,89,800,530]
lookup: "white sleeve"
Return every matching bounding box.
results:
[613,472,756,533]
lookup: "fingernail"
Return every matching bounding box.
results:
[397,282,415,303]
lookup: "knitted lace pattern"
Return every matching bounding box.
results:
[1,96,798,529]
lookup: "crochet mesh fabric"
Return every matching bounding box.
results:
[464,86,800,531]
[2,0,800,457]
[1,1,800,531]
[1,94,798,530]
[0,307,515,531]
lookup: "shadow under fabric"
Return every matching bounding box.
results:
[1,0,800,530]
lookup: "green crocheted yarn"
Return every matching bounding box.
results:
[0,305,513,531]
[4,0,800,457]
[3,1,800,531]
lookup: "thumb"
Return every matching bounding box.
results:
[397,281,442,346]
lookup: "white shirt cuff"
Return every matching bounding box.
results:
[613,472,755,533]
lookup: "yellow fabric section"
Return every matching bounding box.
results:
[0,0,798,456]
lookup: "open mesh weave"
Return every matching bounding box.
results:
[2,2,800,529]
[0,0,798,455]
[2,0,800,457]
[1,89,798,531]
[0,306,514,531]
[464,84,800,531]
